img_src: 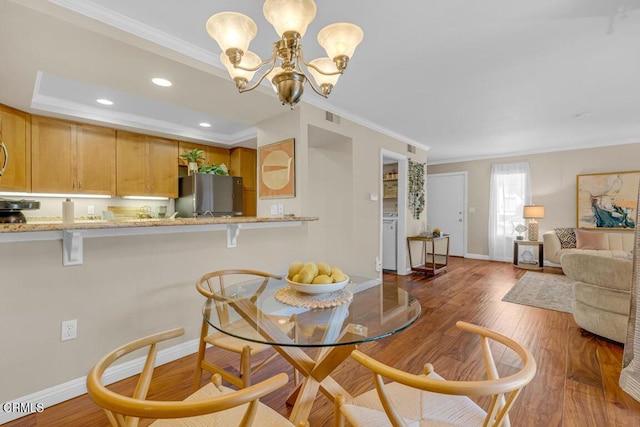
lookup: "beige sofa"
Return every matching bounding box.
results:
[543,229,634,265]
[561,253,632,343]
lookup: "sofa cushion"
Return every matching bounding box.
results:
[555,227,576,249]
[575,229,608,250]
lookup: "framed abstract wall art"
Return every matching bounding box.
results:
[258,138,295,199]
[576,170,639,229]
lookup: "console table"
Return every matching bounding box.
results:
[407,235,450,275]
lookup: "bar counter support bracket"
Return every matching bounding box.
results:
[63,230,83,266]
[227,224,240,248]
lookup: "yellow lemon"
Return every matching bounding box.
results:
[297,267,314,284]
[312,274,333,285]
[317,261,331,276]
[303,262,318,278]
[288,261,304,278]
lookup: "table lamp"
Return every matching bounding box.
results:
[523,205,545,241]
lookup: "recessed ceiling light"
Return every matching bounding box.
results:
[152,77,172,87]
[199,122,212,128]
[96,98,113,105]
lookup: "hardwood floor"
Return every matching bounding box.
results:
[6,257,639,426]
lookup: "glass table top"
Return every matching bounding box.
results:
[202,276,421,348]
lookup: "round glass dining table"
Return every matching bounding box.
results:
[201,275,421,424]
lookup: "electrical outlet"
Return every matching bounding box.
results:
[61,319,77,341]
[375,256,382,272]
[88,205,95,215]
[278,203,284,214]
[270,204,278,215]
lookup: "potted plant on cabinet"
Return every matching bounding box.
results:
[198,163,229,175]
[180,149,205,175]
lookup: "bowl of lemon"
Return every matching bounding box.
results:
[286,261,349,294]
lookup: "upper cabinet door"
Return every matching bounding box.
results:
[0,104,31,192]
[117,131,178,198]
[147,136,178,198]
[230,147,257,190]
[207,146,230,170]
[31,116,75,193]
[116,131,148,196]
[32,116,117,195]
[77,125,116,195]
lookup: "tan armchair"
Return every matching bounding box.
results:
[561,253,632,343]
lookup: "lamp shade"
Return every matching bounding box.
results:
[523,205,545,219]
[220,51,261,81]
[206,12,257,54]
[308,57,341,87]
[317,22,364,60]
[263,0,317,37]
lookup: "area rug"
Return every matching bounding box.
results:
[502,271,574,313]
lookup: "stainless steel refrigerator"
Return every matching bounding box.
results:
[175,173,243,218]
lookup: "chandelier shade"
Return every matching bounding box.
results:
[308,57,341,87]
[206,12,257,55]
[317,23,364,61]
[220,51,261,84]
[206,0,363,106]
[263,0,317,38]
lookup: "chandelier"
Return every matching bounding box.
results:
[206,0,363,107]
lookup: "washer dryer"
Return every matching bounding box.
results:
[382,213,397,271]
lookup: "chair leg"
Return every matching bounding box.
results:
[241,345,252,387]
[334,393,346,427]
[193,321,209,392]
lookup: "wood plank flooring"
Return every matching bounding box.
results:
[6,257,639,426]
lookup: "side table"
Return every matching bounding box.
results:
[513,240,544,270]
[407,235,450,275]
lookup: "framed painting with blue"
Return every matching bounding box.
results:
[576,171,639,229]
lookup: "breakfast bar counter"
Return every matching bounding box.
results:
[0,216,318,233]
[0,216,319,266]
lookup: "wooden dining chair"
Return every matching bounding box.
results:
[194,269,297,390]
[335,321,537,427]
[86,327,307,427]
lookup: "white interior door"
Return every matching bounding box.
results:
[427,172,466,257]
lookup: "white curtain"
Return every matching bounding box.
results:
[620,185,640,401]
[488,162,531,261]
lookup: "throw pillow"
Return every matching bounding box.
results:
[575,229,608,250]
[555,227,576,249]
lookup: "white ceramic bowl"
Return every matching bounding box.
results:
[286,275,350,294]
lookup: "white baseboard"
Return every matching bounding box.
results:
[0,338,199,425]
[463,253,490,260]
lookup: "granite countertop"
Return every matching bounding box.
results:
[0,216,319,233]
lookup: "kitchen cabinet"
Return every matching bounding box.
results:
[178,141,230,170]
[230,147,257,216]
[31,116,116,194]
[117,131,178,198]
[0,104,31,192]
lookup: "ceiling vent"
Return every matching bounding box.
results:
[325,111,341,124]
[407,144,416,154]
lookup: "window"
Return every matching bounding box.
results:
[488,162,531,261]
